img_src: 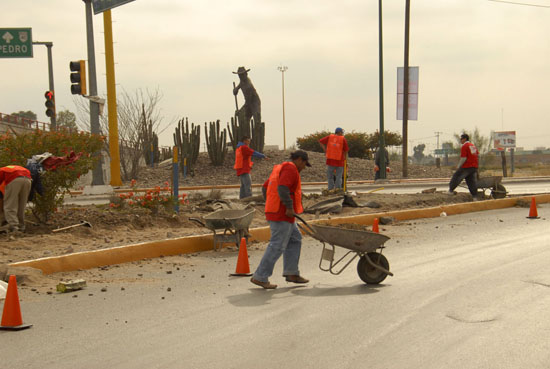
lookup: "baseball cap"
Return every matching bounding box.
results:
[290,150,312,167]
[335,127,344,134]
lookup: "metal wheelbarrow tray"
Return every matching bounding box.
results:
[191,209,255,250]
[296,216,393,285]
[475,176,507,199]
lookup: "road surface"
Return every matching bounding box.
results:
[1,205,549,368]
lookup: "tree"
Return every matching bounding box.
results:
[413,144,426,163]
[453,127,491,154]
[10,110,37,121]
[366,130,403,151]
[56,110,78,131]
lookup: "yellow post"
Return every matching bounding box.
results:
[343,159,348,192]
[103,9,122,186]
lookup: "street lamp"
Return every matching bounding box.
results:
[278,65,288,150]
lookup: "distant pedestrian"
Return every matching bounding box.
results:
[374,147,391,180]
[319,127,349,190]
[448,133,479,200]
[250,150,311,289]
[0,165,32,232]
[234,136,268,199]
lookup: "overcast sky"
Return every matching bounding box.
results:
[2,0,550,153]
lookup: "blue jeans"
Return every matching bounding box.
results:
[327,165,344,190]
[239,173,252,199]
[253,221,302,282]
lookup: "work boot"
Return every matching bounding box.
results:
[250,278,277,289]
[285,275,309,284]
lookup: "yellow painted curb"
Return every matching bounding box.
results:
[9,194,549,275]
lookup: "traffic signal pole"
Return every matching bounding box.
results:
[103,9,122,186]
[84,0,104,186]
[32,41,56,130]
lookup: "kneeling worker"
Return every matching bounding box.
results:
[0,165,32,232]
[251,150,311,289]
[234,135,268,199]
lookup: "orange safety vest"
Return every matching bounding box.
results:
[326,134,345,160]
[0,165,30,196]
[265,162,303,214]
[233,145,254,170]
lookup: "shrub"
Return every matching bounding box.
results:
[296,131,330,153]
[111,180,187,214]
[0,129,104,222]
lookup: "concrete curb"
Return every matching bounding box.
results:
[9,194,549,275]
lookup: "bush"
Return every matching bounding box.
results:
[111,180,187,214]
[296,130,371,159]
[0,129,104,222]
[296,131,330,153]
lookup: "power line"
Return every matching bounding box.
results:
[487,0,550,8]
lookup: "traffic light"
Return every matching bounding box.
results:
[44,90,55,118]
[69,60,87,95]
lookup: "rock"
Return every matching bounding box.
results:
[57,279,87,293]
[379,216,394,225]
[364,201,381,208]
[422,187,437,194]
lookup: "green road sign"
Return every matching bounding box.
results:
[0,28,33,58]
[92,0,135,15]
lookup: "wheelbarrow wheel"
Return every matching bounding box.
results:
[357,252,390,285]
[491,184,507,199]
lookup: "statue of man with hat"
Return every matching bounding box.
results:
[233,66,261,127]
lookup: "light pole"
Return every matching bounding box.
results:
[278,65,288,150]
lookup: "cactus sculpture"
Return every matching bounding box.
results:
[204,120,228,166]
[227,115,265,153]
[173,117,200,175]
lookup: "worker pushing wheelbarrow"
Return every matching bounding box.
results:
[295,215,393,285]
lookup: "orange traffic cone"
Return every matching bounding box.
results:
[230,238,252,276]
[527,197,540,219]
[372,218,379,233]
[0,275,32,331]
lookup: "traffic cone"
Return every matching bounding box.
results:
[0,275,32,331]
[372,218,379,233]
[527,197,540,219]
[230,238,252,276]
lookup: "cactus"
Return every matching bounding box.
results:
[227,114,265,153]
[204,120,228,166]
[173,117,200,175]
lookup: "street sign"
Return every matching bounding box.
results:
[0,28,32,58]
[92,0,135,14]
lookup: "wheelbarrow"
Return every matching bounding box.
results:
[295,215,393,284]
[469,175,507,199]
[190,209,255,251]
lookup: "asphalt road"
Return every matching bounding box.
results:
[2,205,549,368]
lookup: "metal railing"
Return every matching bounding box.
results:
[0,112,50,132]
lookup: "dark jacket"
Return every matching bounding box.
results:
[25,163,44,201]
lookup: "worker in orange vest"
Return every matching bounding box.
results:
[250,150,311,289]
[319,127,349,190]
[0,165,32,233]
[234,135,268,199]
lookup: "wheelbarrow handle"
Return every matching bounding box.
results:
[294,214,320,239]
[189,217,206,227]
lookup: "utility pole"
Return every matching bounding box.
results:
[84,0,104,185]
[278,65,288,151]
[435,131,442,149]
[32,41,56,130]
[402,0,411,178]
[377,0,387,179]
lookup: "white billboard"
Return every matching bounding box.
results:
[493,131,516,149]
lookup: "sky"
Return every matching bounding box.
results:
[2,0,550,154]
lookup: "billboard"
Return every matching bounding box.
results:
[493,131,516,150]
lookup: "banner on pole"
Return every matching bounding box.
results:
[397,66,419,120]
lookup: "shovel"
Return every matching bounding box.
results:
[52,220,92,233]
